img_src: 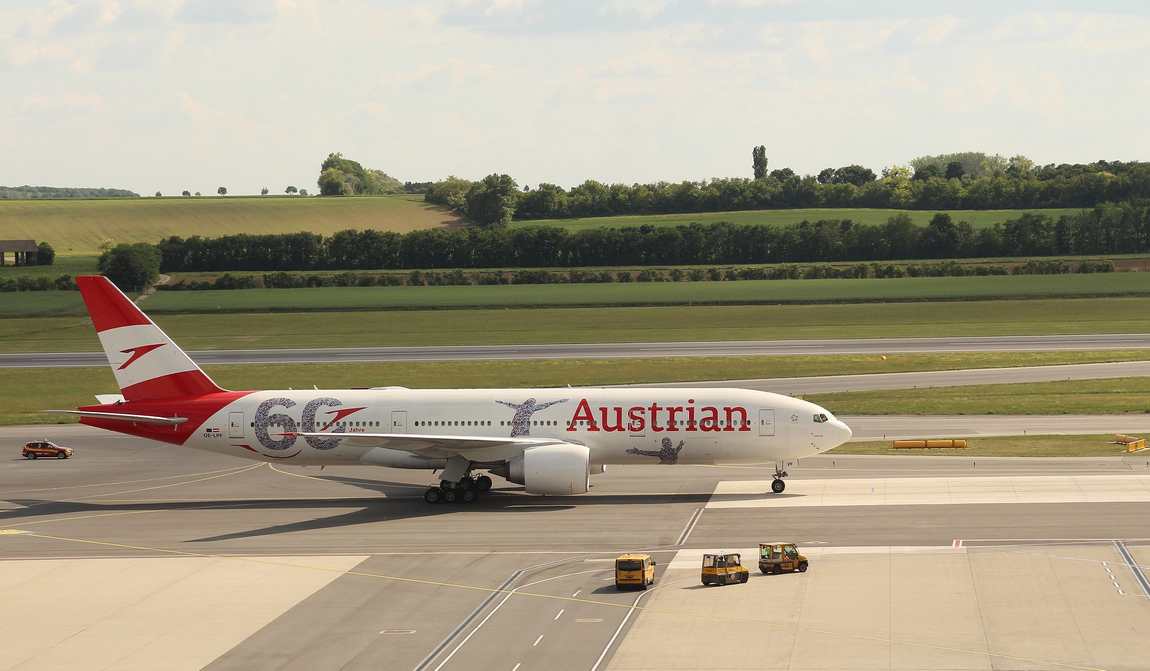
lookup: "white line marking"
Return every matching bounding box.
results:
[379,629,416,635]
[533,634,544,647]
[590,589,651,671]
[431,567,609,671]
[571,590,581,598]
[511,664,521,671]
[675,507,704,546]
[576,618,604,623]
[554,609,564,621]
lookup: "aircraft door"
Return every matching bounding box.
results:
[391,410,408,432]
[758,409,775,437]
[228,412,245,439]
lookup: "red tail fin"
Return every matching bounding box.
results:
[76,276,225,400]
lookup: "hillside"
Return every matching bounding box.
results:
[510,207,1081,231]
[0,195,460,255]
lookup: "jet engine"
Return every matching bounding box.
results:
[492,443,590,495]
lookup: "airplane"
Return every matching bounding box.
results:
[53,275,853,504]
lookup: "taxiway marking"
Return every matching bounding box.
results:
[5,530,1109,671]
[675,507,704,546]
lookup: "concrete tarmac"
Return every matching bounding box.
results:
[4,333,1150,367]
[3,427,1150,670]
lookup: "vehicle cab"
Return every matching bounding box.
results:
[758,543,808,574]
[701,552,749,586]
[615,553,656,589]
[22,440,73,460]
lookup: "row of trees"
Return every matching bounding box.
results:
[162,187,310,197]
[425,165,1150,225]
[0,186,137,199]
[156,203,1150,272]
[161,259,1113,292]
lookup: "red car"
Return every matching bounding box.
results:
[22,440,73,459]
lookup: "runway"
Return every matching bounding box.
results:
[4,333,1150,367]
[3,426,1150,670]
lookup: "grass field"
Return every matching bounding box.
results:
[830,434,1137,457]
[116,274,1150,313]
[6,352,1150,426]
[0,255,98,278]
[6,296,1150,352]
[512,207,1081,231]
[808,377,1150,415]
[0,196,459,256]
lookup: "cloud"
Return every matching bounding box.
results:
[176,0,278,24]
[3,1,1150,194]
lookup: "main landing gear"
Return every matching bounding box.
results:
[423,473,493,505]
[771,464,788,494]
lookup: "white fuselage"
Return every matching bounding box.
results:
[185,386,851,468]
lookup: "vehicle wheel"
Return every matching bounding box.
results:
[615,582,623,590]
[760,568,768,575]
[424,487,442,504]
[28,453,38,459]
[771,479,786,494]
[443,489,458,504]
[475,475,493,492]
[640,580,647,590]
[797,562,808,573]
[57,452,67,459]
[462,489,477,504]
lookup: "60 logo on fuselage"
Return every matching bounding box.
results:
[254,397,343,451]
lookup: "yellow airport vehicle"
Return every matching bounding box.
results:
[758,543,808,574]
[615,553,656,590]
[1114,434,1147,453]
[701,552,749,586]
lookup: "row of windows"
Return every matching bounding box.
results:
[255,417,762,431]
[415,420,562,428]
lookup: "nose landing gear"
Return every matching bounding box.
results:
[770,464,789,494]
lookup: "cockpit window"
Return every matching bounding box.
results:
[813,413,828,423]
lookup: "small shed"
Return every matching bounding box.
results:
[0,240,38,266]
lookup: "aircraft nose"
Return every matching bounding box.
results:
[829,418,852,447]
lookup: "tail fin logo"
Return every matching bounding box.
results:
[117,343,166,370]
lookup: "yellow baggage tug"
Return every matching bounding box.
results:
[614,553,656,589]
[758,543,808,574]
[701,552,749,586]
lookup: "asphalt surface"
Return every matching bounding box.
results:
[3,425,1150,670]
[630,359,1150,394]
[4,333,1150,367]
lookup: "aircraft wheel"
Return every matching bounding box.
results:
[461,489,477,504]
[475,475,493,492]
[771,479,786,494]
[424,487,442,504]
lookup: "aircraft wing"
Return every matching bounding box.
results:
[290,431,569,461]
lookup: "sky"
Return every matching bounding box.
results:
[2,0,1149,195]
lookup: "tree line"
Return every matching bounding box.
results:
[0,185,138,199]
[156,203,1150,272]
[424,160,1150,226]
[160,259,1113,292]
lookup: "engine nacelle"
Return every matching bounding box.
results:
[494,444,590,495]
